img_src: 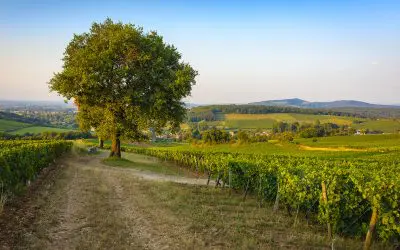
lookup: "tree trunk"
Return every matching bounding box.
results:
[243,177,251,201]
[99,138,104,149]
[109,132,121,158]
[150,128,156,142]
[215,173,221,188]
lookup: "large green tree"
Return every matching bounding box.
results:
[49,19,197,157]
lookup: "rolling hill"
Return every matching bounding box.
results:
[249,98,400,109]
[0,119,32,133]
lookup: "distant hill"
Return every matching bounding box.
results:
[184,103,202,108]
[250,98,400,109]
[0,100,76,111]
[0,119,32,133]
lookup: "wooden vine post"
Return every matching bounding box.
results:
[195,158,199,179]
[321,181,332,240]
[363,207,378,250]
[243,177,251,201]
[215,173,221,188]
[207,171,211,186]
[258,175,263,207]
[228,168,232,195]
[273,181,280,212]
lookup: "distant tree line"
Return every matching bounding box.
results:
[187,110,217,122]
[272,120,384,138]
[331,107,400,119]
[272,120,356,138]
[180,128,269,144]
[188,105,400,120]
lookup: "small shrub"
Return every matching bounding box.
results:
[237,130,250,144]
[279,132,294,142]
[202,128,230,144]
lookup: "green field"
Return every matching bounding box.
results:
[189,113,400,132]
[0,119,32,132]
[86,134,400,160]
[297,133,400,149]
[9,126,74,135]
[168,141,397,160]
[224,113,356,129]
[352,119,400,133]
[0,118,76,135]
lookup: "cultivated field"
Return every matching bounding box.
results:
[187,113,400,132]
[1,133,399,249]
[1,150,391,249]
[0,118,75,135]
[139,134,399,159]
[0,119,31,132]
[9,126,74,135]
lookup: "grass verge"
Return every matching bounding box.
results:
[101,154,195,177]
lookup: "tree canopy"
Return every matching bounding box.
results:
[49,19,197,156]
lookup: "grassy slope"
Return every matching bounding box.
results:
[171,142,385,159]
[352,119,400,133]
[297,134,400,149]
[143,181,376,249]
[0,118,77,135]
[9,126,74,135]
[121,134,400,160]
[83,134,400,160]
[223,113,356,129]
[102,153,194,176]
[187,113,400,132]
[0,119,31,132]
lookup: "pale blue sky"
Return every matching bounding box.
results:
[1,0,399,104]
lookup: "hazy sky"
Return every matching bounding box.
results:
[1,0,399,104]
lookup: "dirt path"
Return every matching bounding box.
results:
[103,150,213,185]
[0,154,206,249]
[116,168,211,185]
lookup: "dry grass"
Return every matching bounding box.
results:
[299,145,367,152]
[137,181,384,249]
